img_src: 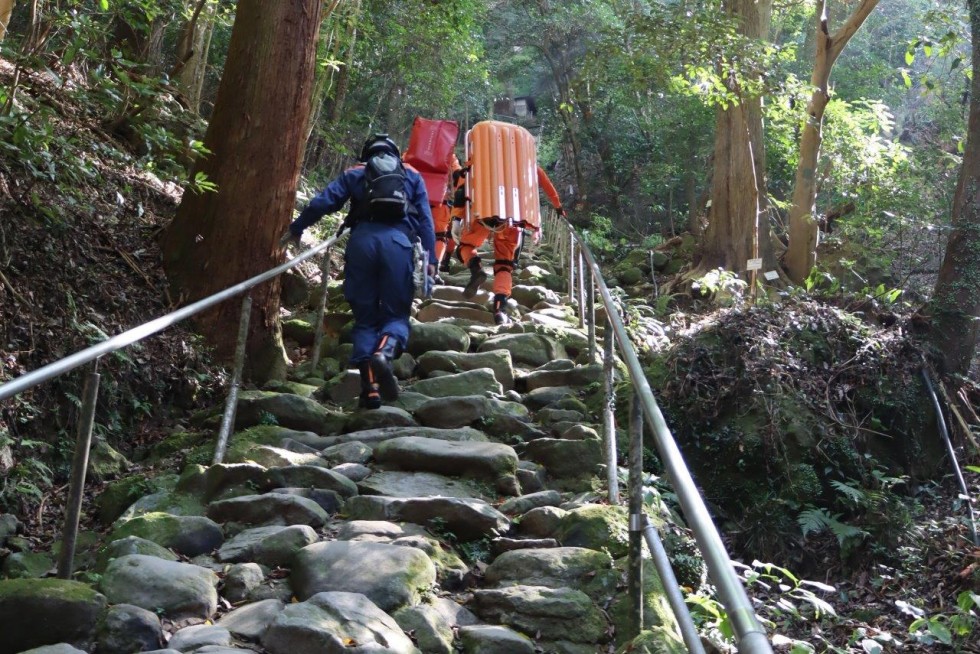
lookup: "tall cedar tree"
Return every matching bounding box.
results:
[163,0,322,381]
[929,0,980,374]
[697,0,774,277]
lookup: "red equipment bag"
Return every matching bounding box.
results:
[465,120,541,230]
[403,117,459,203]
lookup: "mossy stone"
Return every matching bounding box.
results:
[615,627,686,654]
[96,475,163,524]
[0,578,107,654]
[88,439,131,481]
[148,431,209,462]
[2,551,54,579]
[555,505,630,559]
[282,318,315,346]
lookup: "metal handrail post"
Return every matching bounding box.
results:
[587,265,597,363]
[577,247,586,329]
[568,234,576,304]
[922,368,980,545]
[213,295,252,465]
[309,249,332,373]
[603,319,620,504]
[627,392,645,637]
[642,515,708,654]
[57,361,101,580]
[574,227,772,652]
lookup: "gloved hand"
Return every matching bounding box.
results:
[451,166,470,185]
[556,206,567,217]
[450,218,462,244]
[279,226,301,250]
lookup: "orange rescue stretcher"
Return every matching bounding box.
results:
[403,116,459,205]
[464,120,542,233]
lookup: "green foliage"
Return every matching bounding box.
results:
[0,1,207,210]
[797,507,869,550]
[686,560,837,649]
[690,268,747,306]
[0,428,54,510]
[908,592,980,647]
[425,516,490,564]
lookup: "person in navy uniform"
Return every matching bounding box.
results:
[282,134,436,409]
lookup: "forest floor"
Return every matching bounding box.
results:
[1,55,979,652]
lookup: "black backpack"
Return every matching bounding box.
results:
[361,151,411,222]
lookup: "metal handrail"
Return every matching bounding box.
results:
[0,233,339,580]
[0,236,338,402]
[544,213,773,653]
[2,212,771,651]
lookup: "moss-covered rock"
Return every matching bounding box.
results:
[147,430,210,463]
[282,317,315,346]
[88,439,131,481]
[0,578,107,654]
[608,556,683,647]
[1,551,53,579]
[615,627,686,654]
[108,512,223,557]
[96,474,177,524]
[554,504,630,559]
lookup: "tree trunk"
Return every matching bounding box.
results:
[784,0,879,284]
[175,0,218,114]
[928,0,980,376]
[697,0,773,276]
[538,46,587,208]
[163,0,322,383]
[685,164,700,237]
[0,0,13,42]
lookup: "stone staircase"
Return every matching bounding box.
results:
[0,241,689,654]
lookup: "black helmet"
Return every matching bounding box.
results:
[359,133,400,161]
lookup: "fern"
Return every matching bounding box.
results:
[798,507,868,546]
[824,514,868,545]
[830,480,867,508]
[798,508,831,537]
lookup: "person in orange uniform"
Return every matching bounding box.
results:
[453,165,564,325]
[401,118,460,275]
[431,154,462,272]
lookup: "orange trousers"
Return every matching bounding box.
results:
[431,203,455,264]
[458,220,523,297]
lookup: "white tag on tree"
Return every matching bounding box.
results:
[746,258,763,271]
[764,270,780,281]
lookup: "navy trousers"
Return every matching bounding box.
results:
[343,221,415,364]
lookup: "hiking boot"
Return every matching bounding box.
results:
[463,257,487,299]
[357,361,382,410]
[358,390,382,410]
[492,293,511,326]
[370,335,400,401]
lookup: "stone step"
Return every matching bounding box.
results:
[18,243,692,654]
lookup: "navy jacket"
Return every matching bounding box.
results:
[291,165,437,265]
